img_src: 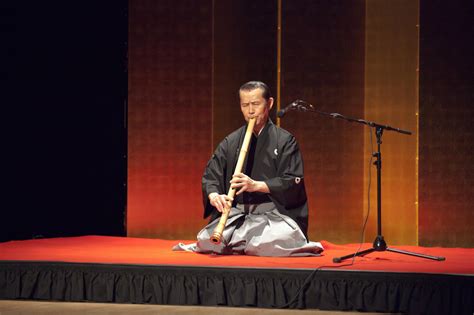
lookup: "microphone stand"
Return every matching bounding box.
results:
[288,100,445,263]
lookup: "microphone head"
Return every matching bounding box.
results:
[277,109,286,118]
[277,101,298,118]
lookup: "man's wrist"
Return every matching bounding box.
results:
[254,181,270,194]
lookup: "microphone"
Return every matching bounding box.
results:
[277,101,298,118]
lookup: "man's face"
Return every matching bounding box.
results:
[239,88,274,132]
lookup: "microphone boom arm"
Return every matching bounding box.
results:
[287,100,412,135]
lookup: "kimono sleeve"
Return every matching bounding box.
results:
[201,139,228,218]
[264,135,307,209]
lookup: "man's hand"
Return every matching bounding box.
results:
[230,173,270,195]
[209,192,233,213]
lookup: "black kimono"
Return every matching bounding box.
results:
[202,120,309,236]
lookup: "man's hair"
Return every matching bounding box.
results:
[239,81,272,101]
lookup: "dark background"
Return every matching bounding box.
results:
[1,1,128,242]
[419,0,474,246]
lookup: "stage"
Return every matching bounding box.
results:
[0,236,473,314]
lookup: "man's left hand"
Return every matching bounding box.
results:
[230,173,270,195]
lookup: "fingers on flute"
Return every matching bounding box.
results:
[215,201,223,212]
[211,197,223,212]
[216,196,233,212]
[231,177,249,195]
[218,197,226,212]
[230,182,243,190]
[235,185,247,195]
[230,173,245,183]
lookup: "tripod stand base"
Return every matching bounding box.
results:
[333,236,446,263]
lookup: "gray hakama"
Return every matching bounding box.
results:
[174,202,323,257]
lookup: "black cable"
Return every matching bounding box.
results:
[356,126,374,253]
[280,128,375,309]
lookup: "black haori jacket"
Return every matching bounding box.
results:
[202,119,309,236]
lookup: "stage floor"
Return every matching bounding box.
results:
[0,300,385,315]
[0,235,472,275]
[1,236,473,314]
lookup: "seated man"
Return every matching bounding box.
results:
[193,81,323,257]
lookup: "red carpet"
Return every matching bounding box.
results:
[1,236,473,275]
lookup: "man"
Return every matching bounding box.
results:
[177,81,323,256]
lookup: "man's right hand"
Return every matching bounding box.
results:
[209,193,233,213]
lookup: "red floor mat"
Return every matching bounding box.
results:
[1,236,473,274]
